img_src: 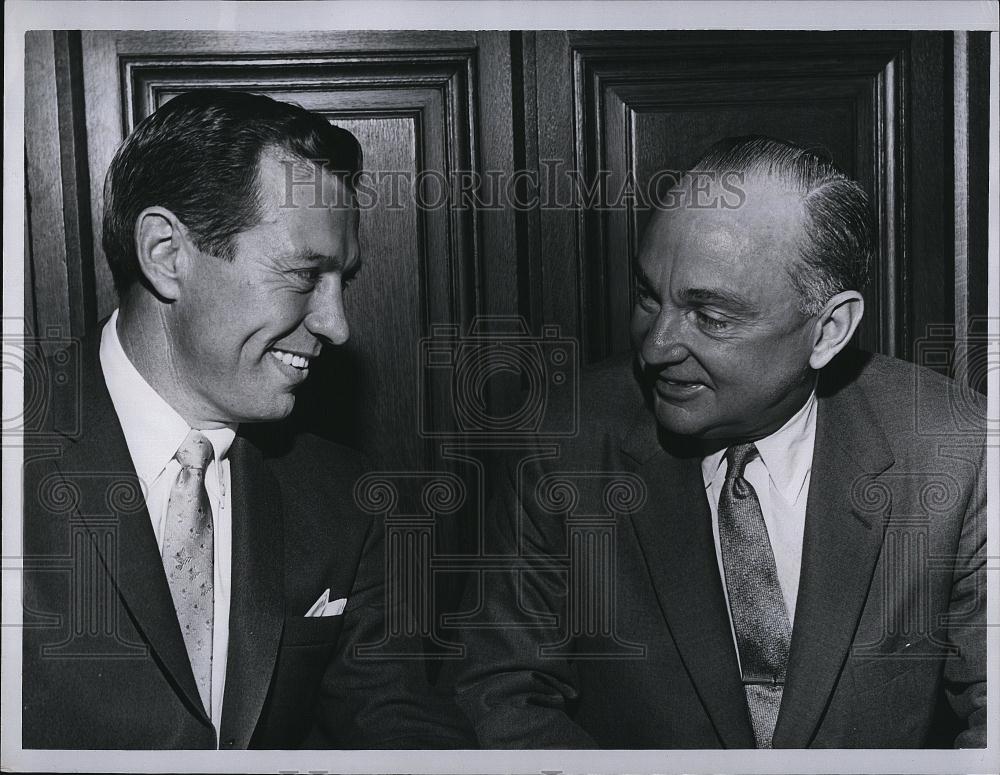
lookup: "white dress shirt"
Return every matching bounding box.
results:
[100,309,234,738]
[702,391,817,660]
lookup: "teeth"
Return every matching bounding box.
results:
[269,349,311,370]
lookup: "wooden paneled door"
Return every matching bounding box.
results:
[521,31,989,370]
[24,30,989,466]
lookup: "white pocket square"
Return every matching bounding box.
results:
[304,588,347,617]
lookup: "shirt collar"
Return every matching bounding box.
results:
[701,389,818,503]
[100,309,237,485]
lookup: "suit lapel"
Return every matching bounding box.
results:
[772,375,895,747]
[623,411,756,748]
[218,433,285,747]
[58,338,209,721]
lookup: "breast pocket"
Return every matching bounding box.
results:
[848,634,951,688]
[281,614,345,648]
[846,633,950,727]
[840,638,948,746]
[264,614,348,744]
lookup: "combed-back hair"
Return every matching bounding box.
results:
[102,89,362,296]
[690,135,874,316]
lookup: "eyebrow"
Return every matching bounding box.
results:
[286,249,360,275]
[679,287,756,314]
[633,265,756,314]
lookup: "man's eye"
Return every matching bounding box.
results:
[293,268,321,286]
[695,310,730,332]
[635,286,659,310]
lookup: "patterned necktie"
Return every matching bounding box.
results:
[162,429,215,715]
[717,442,791,748]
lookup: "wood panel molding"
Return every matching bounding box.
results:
[24,31,95,338]
[105,47,484,334]
[530,32,914,364]
[573,34,909,361]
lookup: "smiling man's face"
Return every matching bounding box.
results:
[167,149,361,425]
[630,175,818,443]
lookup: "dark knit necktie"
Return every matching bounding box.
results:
[717,442,791,748]
[162,429,215,715]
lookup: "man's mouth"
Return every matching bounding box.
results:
[268,347,312,373]
[654,376,707,399]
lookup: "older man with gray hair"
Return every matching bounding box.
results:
[450,136,986,749]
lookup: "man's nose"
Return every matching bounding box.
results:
[640,307,689,365]
[305,277,350,346]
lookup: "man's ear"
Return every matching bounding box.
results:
[134,207,191,301]
[808,290,864,370]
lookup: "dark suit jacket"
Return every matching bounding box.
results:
[22,335,467,749]
[449,349,986,748]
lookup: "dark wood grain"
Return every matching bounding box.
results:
[536,31,915,364]
[964,33,991,394]
[906,33,951,362]
[23,30,990,444]
[53,31,97,336]
[535,31,582,344]
[25,31,70,335]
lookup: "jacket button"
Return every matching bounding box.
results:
[224,739,236,748]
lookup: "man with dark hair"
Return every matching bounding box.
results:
[23,90,466,749]
[450,136,986,748]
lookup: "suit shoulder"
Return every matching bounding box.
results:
[247,427,372,537]
[832,349,986,444]
[544,352,641,422]
[583,353,642,399]
[577,352,642,413]
[22,330,98,444]
[540,353,644,463]
[285,431,368,468]
[247,424,369,482]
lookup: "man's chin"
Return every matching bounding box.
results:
[236,394,296,424]
[652,396,711,437]
[653,401,738,445]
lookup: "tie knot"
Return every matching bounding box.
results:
[174,430,214,470]
[724,442,759,481]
